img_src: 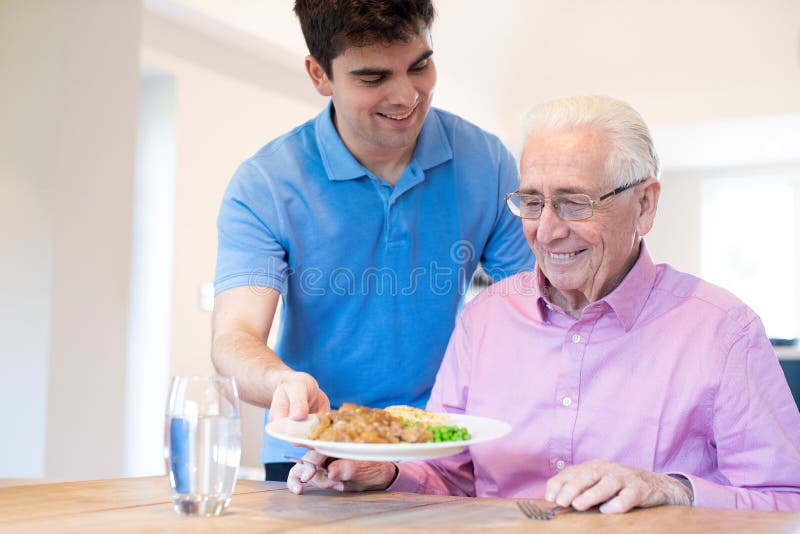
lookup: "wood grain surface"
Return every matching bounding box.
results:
[0,477,798,533]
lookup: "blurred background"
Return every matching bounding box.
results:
[1,0,798,481]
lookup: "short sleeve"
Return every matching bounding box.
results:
[214,161,289,295]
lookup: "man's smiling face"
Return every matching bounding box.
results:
[312,27,436,161]
[519,128,646,308]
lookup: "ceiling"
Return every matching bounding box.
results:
[144,0,800,151]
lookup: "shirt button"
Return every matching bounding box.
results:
[571,333,581,343]
[556,460,566,470]
[561,396,572,407]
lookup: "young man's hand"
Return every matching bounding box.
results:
[268,371,330,421]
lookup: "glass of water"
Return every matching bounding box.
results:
[164,375,242,516]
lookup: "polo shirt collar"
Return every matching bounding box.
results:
[413,107,453,171]
[315,101,366,181]
[533,240,658,330]
[315,101,454,182]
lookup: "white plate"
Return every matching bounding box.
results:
[265,412,511,461]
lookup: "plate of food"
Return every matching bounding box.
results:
[265,403,511,461]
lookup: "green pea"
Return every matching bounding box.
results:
[426,425,471,443]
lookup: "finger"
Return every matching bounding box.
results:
[570,475,623,511]
[299,463,318,483]
[330,460,395,491]
[291,464,341,492]
[283,380,310,420]
[325,459,353,482]
[287,463,306,495]
[308,469,342,491]
[315,389,331,413]
[269,387,290,420]
[552,469,602,507]
[544,475,566,502]
[599,486,640,514]
[544,462,588,501]
[302,450,330,470]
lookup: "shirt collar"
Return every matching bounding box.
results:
[315,101,366,181]
[315,101,454,182]
[601,241,657,331]
[412,107,453,171]
[534,240,658,330]
[532,269,551,322]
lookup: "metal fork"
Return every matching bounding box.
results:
[516,499,566,520]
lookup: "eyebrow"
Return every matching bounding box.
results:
[518,187,541,195]
[348,49,433,77]
[518,186,589,195]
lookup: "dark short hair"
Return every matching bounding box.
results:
[294,0,435,78]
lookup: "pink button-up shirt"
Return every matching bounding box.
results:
[391,243,800,510]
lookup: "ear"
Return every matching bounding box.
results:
[305,55,333,97]
[634,178,660,236]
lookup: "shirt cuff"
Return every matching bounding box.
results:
[667,471,743,509]
[387,462,423,493]
[666,473,695,505]
[678,473,741,509]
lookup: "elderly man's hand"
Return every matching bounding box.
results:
[268,371,330,421]
[287,450,398,495]
[545,459,693,514]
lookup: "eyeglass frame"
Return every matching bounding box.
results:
[504,178,648,221]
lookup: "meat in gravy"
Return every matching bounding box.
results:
[309,403,433,443]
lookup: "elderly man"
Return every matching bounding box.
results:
[287,96,800,512]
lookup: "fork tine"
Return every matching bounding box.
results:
[525,502,538,519]
[529,502,546,520]
[516,500,540,520]
[517,500,533,519]
[516,501,530,518]
[517,499,557,520]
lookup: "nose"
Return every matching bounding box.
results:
[387,75,419,109]
[534,200,570,244]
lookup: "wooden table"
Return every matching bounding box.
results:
[1,477,799,532]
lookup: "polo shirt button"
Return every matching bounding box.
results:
[556,460,566,470]
[561,396,572,407]
[571,333,581,343]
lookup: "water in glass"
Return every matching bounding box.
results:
[165,376,242,516]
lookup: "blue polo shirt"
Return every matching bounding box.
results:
[215,102,534,463]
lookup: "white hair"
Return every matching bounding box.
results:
[523,95,661,187]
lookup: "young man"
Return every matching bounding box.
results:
[212,0,533,481]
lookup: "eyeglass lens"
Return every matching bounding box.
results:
[508,194,594,221]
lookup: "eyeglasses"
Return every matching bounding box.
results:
[505,179,646,221]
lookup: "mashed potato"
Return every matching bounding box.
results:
[384,405,448,426]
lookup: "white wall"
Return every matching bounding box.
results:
[140,11,320,470]
[376,0,800,153]
[0,2,59,475]
[125,70,176,476]
[0,0,141,478]
[649,114,800,273]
